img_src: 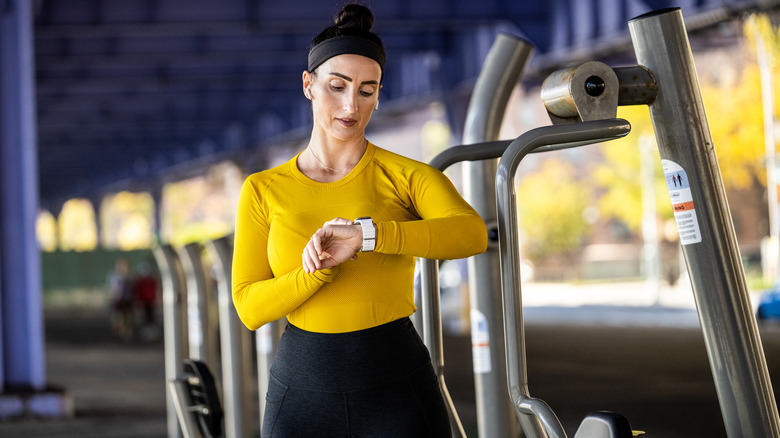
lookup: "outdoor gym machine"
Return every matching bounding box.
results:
[423,6,780,438]
[157,239,257,438]
[621,9,779,437]
[162,7,780,438]
[419,32,533,438]
[507,7,779,438]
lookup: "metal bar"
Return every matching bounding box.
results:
[154,245,189,438]
[496,119,631,438]
[429,140,512,171]
[424,140,539,437]
[419,259,466,437]
[614,66,657,107]
[179,243,220,371]
[256,319,284,428]
[168,379,201,438]
[206,236,254,438]
[461,32,533,438]
[629,8,780,437]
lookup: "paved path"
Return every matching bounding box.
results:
[0,280,777,437]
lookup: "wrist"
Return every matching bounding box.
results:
[354,217,376,252]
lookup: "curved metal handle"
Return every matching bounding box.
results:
[422,138,516,438]
[495,118,631,438]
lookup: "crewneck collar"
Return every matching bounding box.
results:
[291,141,376,187]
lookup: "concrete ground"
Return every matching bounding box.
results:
[1,280,778,437]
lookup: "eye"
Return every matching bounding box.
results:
[329,80,346,91]
[359,87,376,97]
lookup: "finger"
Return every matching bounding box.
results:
[302,252,312,273]
[302,244,317,273]
[308,245,321,271]
[311,229,324,255]
[304,241,321,271]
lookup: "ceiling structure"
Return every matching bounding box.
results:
[30,0,780,210]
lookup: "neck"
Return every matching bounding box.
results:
[307,137,367,173]
[298,136,367,182]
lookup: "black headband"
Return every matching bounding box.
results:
[308,35,386,81]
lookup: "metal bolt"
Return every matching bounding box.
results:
[585,75,606,97]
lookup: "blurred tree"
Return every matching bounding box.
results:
[701,65,766,190]
[590,14,779,238]
[36,210,58,252]
[59,199,98,251]
[592,105,671,234]
[703,14,778,191]
[161,161,243,247]
[101,191,156,249]
[517,158,592,262]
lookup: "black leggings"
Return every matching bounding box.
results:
[262,317,452,438]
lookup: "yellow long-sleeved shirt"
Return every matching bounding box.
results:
[232,142,487,333]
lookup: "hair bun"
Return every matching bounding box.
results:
[334,4,374,31]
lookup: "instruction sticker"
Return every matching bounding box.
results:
[470,309,492,374]
[662,159,702,245]
[257,323,274,354]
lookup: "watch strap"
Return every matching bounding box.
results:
[354,217,376,252]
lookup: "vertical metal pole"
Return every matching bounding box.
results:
[256,318,283,428]
[153,245,188,438]
[424,139,516,438]
[630,8,780,437]
[168,380,201,438]
[420,258,467,436]
[179,243,219,372]
[462,33,532,438]
[0,0,45,391]
[206,236,254,438]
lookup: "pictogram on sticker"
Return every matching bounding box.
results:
[662,159,701,245]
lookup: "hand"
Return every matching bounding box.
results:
[302,217,363,273]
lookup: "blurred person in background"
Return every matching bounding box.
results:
[133,260,160,341]
[107,257,134,340]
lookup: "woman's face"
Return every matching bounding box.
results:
[304,54,382,143]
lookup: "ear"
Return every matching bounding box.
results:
[374,84,382,110]
[302,71,313,100]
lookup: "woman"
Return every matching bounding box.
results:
[232,4,487,437]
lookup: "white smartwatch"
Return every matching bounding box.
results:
[354,217,376,252]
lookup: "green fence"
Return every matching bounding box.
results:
[41,249,157,308]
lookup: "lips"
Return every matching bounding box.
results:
[337,118,357,127]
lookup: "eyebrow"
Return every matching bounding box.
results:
[328,72,379,86]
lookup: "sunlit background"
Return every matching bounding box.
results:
[34,15,780,310]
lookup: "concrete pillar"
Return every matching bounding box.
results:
[0,0,72,419]
[0,0,44,391]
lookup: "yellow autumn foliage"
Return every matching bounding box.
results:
[702,64,766,189]
[517,158,592,261]
[591,13,778,235]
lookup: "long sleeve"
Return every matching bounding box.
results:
[231,177,337,330]
[230,143,487,333]
[375,163,487,260]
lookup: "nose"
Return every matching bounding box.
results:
[342,90,358,114]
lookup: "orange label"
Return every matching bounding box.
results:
[673,201,695,212]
